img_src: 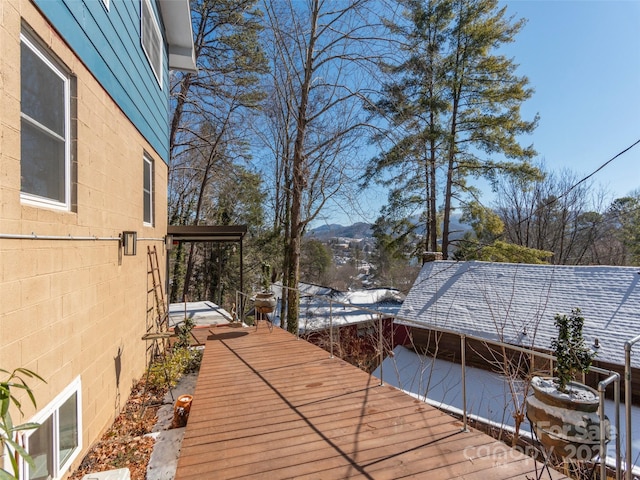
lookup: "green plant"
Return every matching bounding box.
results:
[551,308,596,392]
[147,347,202,390]
[173,317,195,350]
[261,262,271,292]
[1,367,45,479]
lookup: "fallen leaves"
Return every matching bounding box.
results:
[69,379,167,480]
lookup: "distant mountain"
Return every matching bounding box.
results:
[308,222,373,240]
[308,215,470,241]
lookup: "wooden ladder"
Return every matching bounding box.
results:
[147,245,168,332]
[140,245,174,413]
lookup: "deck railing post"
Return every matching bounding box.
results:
[461,334,468,432]
[379,313,384,386]
[598,372,621,480]
[624,334,640,480]
[329,299,334,359]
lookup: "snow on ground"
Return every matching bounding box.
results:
[168,301,232,327]
[269,283,404,332]
[372,345,640,474]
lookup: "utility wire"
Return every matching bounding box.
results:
[561,138,640,197]
[514,137,640,227]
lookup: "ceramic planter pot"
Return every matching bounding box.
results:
[526,376,610,460]
[254,291,276,314]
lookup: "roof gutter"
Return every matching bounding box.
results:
[158,0,197,73]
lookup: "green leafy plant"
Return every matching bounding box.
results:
[551,308,596,393]
[1,367,45,479]
[173,317,195,350]
[147,347,202,390]
[261,262,272,292]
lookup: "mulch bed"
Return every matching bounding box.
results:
[69,379,168,480]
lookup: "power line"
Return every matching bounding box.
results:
[561,138,640,198]
[514,137,640,227]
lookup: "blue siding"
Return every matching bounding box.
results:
[32,0,170,163]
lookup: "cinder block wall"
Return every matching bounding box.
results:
[0,0,168,471]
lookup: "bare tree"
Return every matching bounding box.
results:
[495,165,609,265]
[168,0,269,300]
[259,0,387,333]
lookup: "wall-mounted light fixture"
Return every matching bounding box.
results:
[121,231,137,256]
[165,234,173,251]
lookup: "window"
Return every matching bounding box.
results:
[20,31,71,209]
[141,0,163,88]
[143,154,154,225]
[23,377,82,480]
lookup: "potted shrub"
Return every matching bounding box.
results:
[526,308,610,460]
[253,262,276,314]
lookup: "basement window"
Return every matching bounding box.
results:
[22,377,82,480]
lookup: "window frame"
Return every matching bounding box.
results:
[21,377,83,480]
[20,31,72,211]
[141,0,163,89]
[143,153,154,226]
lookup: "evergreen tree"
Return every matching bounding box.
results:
[364,0,538,260]
[605,192,640,266]
[300,239,333,285]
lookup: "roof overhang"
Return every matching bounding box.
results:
[158,0,197,73]
[167,225,248,242]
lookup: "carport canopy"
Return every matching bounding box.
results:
[167,225,248,296]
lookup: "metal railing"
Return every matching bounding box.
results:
[235,284,636,478]
[625,335,640,480]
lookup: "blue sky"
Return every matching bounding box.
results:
[500,0,640,199]
[321,0,640,227]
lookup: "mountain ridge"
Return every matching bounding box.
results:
[308,215,470,241]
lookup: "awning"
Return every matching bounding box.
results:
[167,225,248,294]
[167,225,247,242]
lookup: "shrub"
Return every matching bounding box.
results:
[551,308,596,392]
[147,347,202,390]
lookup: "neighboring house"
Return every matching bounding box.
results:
[395,260,640,399]
[268,282,408,371]
[0,0,195,478]
[270,282,405,332]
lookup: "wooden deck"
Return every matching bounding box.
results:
[175,325,568,480]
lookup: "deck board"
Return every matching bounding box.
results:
[175,326,568,480]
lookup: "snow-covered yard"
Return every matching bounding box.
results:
[372,345,640,475]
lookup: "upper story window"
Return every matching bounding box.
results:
[20,31,71,210]
[141,0,163,89]
[22,377,82,480]
[143,154,154,225]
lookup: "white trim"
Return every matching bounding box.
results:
[22,377,83,480]
[141,0,163,89]
[143,154,154,226]
[102,0,110,11]
[19,31,71,211]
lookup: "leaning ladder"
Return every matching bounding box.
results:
[147,245,168,332]
[140,246,174,415]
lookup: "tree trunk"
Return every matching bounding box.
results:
[284,0,319,334]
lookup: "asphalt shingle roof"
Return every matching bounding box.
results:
[397,260,640,368]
